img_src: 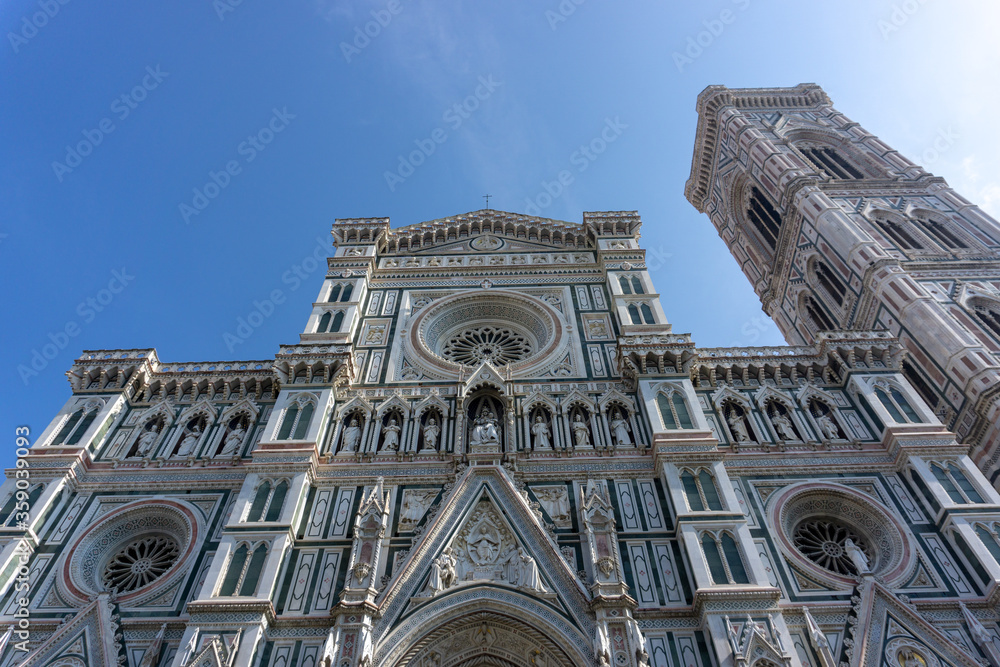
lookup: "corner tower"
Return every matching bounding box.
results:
[685,83,1000,485]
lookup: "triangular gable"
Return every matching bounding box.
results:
[180,629,241,667]
[461,361,508,396]
[371,467,593,658]
[19,593,125,666]
[410,236,576,255]
[848,579,982,667]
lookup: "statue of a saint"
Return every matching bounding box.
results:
[175,426,201,457]
[572,414,591,448]
[518,548,545,592]
[816,412,840,439]
[771,412,797,440]
[135,428,158,457]
[470,408,499,446]
[610,412,632,447]
[421,416,440,452]
[342,418,361,453]
[727,413,751,442]
[219,423,245,457]
[429,548,457,594]
[381,418,400,452]
[844,538,870,574]
[531,415,551,450]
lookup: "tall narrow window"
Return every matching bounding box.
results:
[875,217,923,250]
[657,392,693,430]
[276,404,298,440]
[0,484,43,527]
[681,470,723,511]
[340,284,354,302]
[318,312,332,333]
[246,481,272,522]
[219,543,268,597]
[293,403,314,439]
[640,303,655,324]
[747,187,782,250]
[276,399,315,440]
[619,276,631,294]
[332,311,345,332]
[702,534,728,584]
[631,276,644,294]
[930,462,983,504]
[874,385,921,424]
[973,304,1000,339]
[805,296,835,331]
[801,147,863,180]
[916,217,968,250]
[814,261,847,306]
[628,304,641,325]
[264,480,289,522]
[974,523,1000,567]
[702,532,749,584]
[328,284,342,302]
[902,361,938,411]
[51,407,98,446]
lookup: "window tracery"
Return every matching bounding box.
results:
[276,395,316,440]
[701,531,749,584]
[218,542,268,597]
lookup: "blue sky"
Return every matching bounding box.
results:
[2,1,999,467]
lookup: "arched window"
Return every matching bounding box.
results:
[50,405,99,446]
[929,462,983,504]
[318,312,331,333]
[681,469,723,511]
[873,384,921,423]
[800,146,864,179]
[631,276,644,294]
[974,523,1000,567]
[619,276,631,294]
[874,215,923,250]
[814,261,847,306]
[0,484,44,527]
[915,216,968,250]
[628,304,641,325]
[340,284,353,302]
[246,479,289,522]
[332,311,345,332]
[328,284,342,302]
[218,542,269,596]
[804,296,835,331]
[640,303,655,324]
[657,392,693,429]
[276,398,315,440]
[701,532,749,584]
[747,187,782,250]
[972,303,1000,339]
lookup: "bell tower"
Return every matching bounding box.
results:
[685,83,1000,484]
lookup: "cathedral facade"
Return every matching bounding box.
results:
[3,85,1000,667]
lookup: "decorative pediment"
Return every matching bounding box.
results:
[597,388,636,412]
[179,629,241,667]
[372,466,593,664]
[18,593,126,667]
[461,361,509,396]
[376,394,411,418]
[414,391,450,418]
[335,395,374,418]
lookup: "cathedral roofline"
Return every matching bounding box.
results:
[684,83,832,212]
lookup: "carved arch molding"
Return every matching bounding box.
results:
[394,611,576,667]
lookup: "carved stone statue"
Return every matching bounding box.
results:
[342,418,361,453]
[381,418,400,452]
[135,428,158,457]
[727,413,751,442]
[572,414,591,448]
[532,486,571,528]
[421,416,440,452]
[219,423,245,457]
[844,538,870,574]
[470,409,499,447]
[518,548,545,592]
[771,411,797,440]
[531,415,551,450]
[816,412,840,439]
[429,548,457,594]
[610,412,632,447]
[399,489,437,529]
[175,426,201,457]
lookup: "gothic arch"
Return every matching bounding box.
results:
[781,127,881,178]
[377,595,590,666]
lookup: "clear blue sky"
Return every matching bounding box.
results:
[3,1,999,467]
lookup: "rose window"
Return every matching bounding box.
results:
[792,519,872,575]
[442,326,533,366]
[102,535,181,593]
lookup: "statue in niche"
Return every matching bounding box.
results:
[135,427,159,457]
[770,409,797,440]
[421,416,440,452]
[610,411,632,447]
[531,414,551,450]
[532,486,571,528]
[218,420,246,457]
[726,409,751,442]
[342,417,362,453]
[381,417,401,452]
[845,538,870,574]
[470,408,499,446]
[428,548,457,594]
[572,413,591,448]
[175,424,201,457]
[814,406,841,439]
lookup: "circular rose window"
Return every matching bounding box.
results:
[442,326,533,366]
[768,482,913,586]
[103,535,181,593]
